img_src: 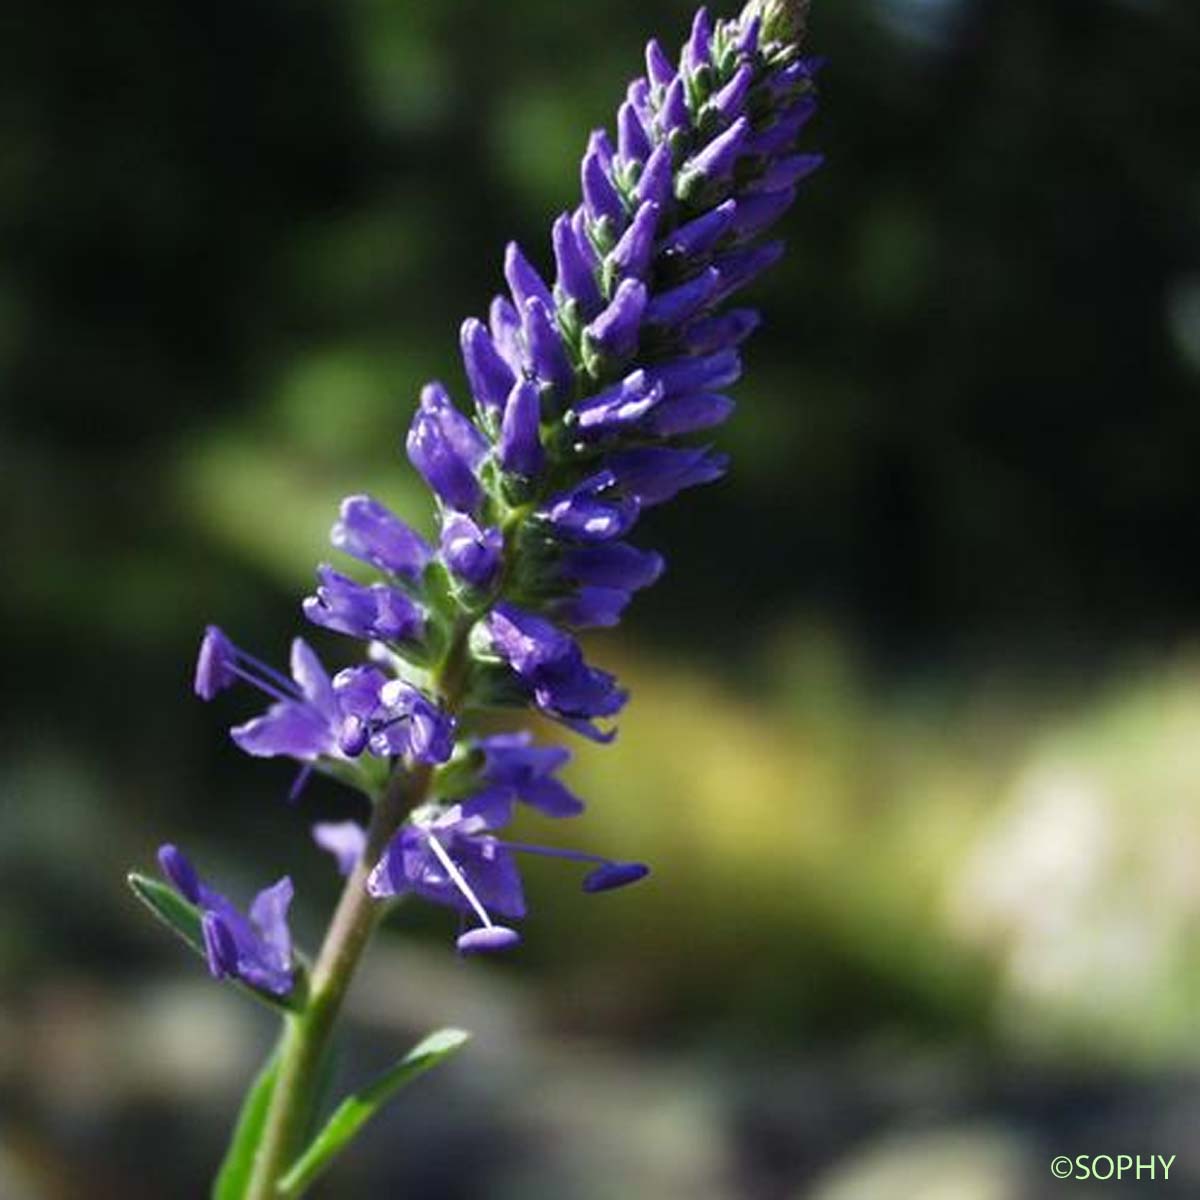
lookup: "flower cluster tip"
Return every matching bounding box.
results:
[182,1,821,961]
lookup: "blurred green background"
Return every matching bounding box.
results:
[3,0,1200,1195]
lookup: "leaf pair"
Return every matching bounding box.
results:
[214,1028,470,1199]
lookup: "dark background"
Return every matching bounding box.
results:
[2,0,1200,1196]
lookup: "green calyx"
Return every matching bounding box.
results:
[741,0,811,46]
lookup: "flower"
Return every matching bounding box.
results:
[551,541,665,630]
[331,495,432,580]
[485,603,627,742]
[498,378,545,478]
[406,382,489,513]
[158,844,295,996]
[195,627,351,763]
[367,680,457,763]
[559,541,665,591]
[302,565,424,644]
[440,513,504,590]
[193,627,451,786]
[366,791,647,953]
[476,731,584,817]
[537,472,641,543]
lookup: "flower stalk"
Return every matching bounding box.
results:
[246,760,430,1200]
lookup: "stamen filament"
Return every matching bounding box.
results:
[288,763,314,803]
[496,839,610,866]
[229,662,296,706]
[233,647,299,696]
[374,713,413,732]
[427,834,494,928]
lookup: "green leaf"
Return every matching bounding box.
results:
[128,871,208,955]
[127,872,301,1014]
[212,1038,282,1200]
[277,1028,471,1199]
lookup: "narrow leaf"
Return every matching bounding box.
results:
[277,1028,471,1199]
[128,871,208,956]
[127,872,300,1013]
[213,1038,283,1200]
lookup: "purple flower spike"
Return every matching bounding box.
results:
[158,845,295,997]
[767,57,823,100]
[460,318,517,420]
[582,861,650,893]
[406,383,488,513]
[331,495,432,581]
[441,513,503,590]
[499,378,546,478]
[195,625,237,700]
[184,2,823,961]
[457,926,521,955]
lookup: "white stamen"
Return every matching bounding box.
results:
[426,835,493,929]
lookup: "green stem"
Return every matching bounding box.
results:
[244,622,475,1199]
[244,762,429,1200]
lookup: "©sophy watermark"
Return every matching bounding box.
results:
[1050,1155,1176,1182]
